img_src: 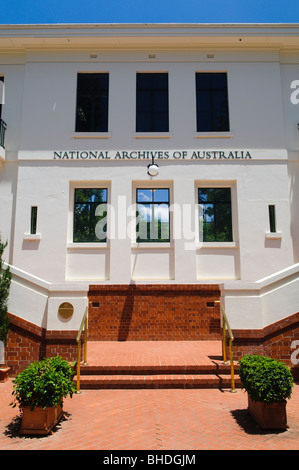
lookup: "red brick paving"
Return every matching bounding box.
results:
[0,341,298,450]
[86,340,224,367]
[0,379,299,450]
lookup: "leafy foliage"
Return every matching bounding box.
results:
[0,236,11,345]
[239,354,294,404]
[10,356,76,410]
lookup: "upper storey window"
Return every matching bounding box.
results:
[75,73,109,132]
[196,72,229,132]
[136,73,169,132]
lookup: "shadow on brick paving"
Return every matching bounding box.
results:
[4,412,71,440]
[231,409,288,436]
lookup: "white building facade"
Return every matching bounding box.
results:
[0,24,298,373]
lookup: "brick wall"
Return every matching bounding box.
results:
[5,314,44,376]
[4,296,299,379]
[88,284,221,341]
[5,314,78,376]
[232,312,299,374]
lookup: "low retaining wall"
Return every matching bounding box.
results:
[232,311,299,372]
[5,314,78,376]
[4,304,299,379]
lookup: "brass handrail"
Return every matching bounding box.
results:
[215,300,236,393]
[76,306,88,393]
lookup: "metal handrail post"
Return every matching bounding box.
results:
[76,306,88,393]
[222,316,227,363]
[83,315,88,365]
[215,300,236,393]
[229,338,236,393]
[76,339,81,393]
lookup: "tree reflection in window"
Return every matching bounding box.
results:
[198,188,232,242]
[74,188,107,242]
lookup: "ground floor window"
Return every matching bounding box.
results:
[73,188,107,242]
[136,188,170,242]
[198,187,233,242]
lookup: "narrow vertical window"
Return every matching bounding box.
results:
[268,205,276,233]
[75,73,109,132]
[196,72,229,132]
[136,73,169,132]
[30,206,38,234]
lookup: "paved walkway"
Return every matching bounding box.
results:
[85,340,224,368]
[1,378,299,450]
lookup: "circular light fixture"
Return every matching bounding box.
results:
[147,163,159,177]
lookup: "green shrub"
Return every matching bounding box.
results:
[239,354,294,404]
[10,356,76,410]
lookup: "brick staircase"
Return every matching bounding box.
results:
[73,341,241,390]
[75,362,240,389]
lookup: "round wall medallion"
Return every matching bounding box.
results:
[58,302,74,320]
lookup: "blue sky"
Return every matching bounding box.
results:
[0,0,299,24]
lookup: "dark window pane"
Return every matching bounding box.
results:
[30,206,37,234]
[269,205,276,233]
[198,188,231,203]
[196,72,229,132]
[198,188,232,242]
[136,73,169,132]
[75,73,109,132]
[75,188,107,204]
[74,188,107,242]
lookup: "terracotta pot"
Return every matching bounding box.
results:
[0,366,10,383]
[20,404,63,435]
[248,395,287,429]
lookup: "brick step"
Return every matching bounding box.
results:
[74,362,240,389]
[77,363,239,375]
[74,373,241,389]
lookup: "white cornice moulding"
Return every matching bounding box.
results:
[1,24,299,52]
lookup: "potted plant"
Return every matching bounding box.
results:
[10,356,76,435]
[239,354,294,429]
[0,236,12,382]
